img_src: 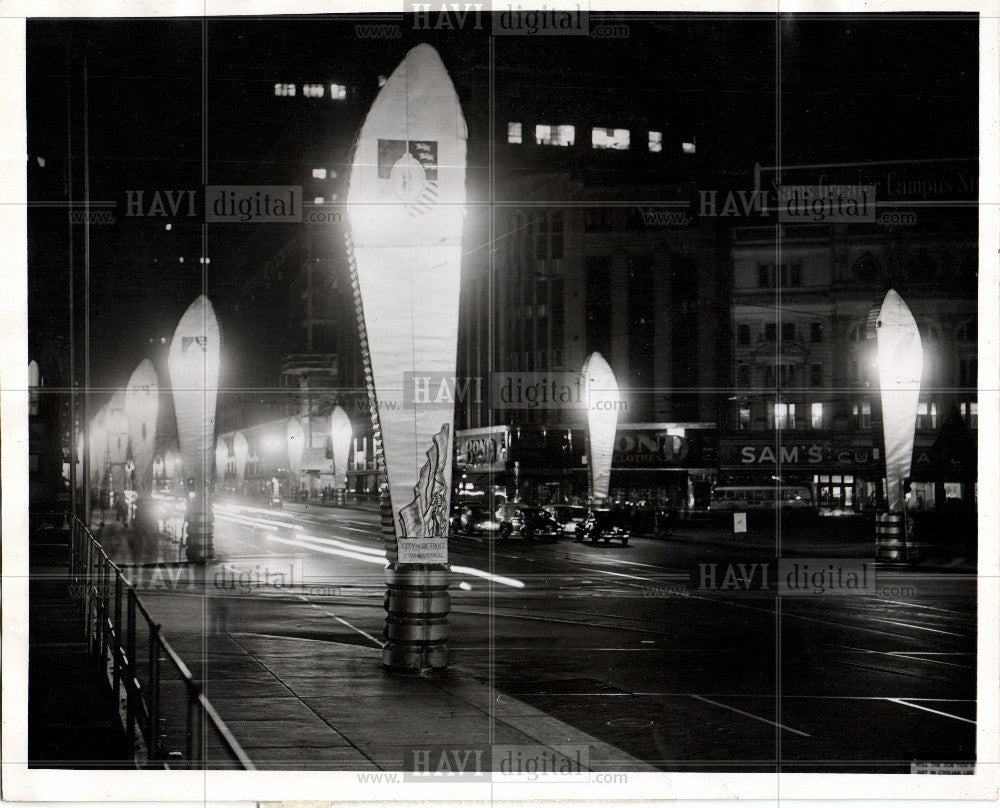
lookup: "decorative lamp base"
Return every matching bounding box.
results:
[379,492,450,671]
[185,510,215,564]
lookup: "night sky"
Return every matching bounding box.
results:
[26,13,978,410]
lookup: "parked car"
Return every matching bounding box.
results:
[498,505,561,542]
[450,504,497,535]
[577,508,631,545]
[544,504,589,536]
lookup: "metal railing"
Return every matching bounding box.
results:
[68,516,255,770]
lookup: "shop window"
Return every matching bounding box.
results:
[916,401,938,430]
[944,482,963,500]
[810,402,823,429]
[507,122,522,144]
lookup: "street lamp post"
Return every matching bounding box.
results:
[346,44,467,672]
[872,289,923,561]
[168,295,221,563]
[330,405,353,506]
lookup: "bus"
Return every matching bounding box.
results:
[708,484,816,518]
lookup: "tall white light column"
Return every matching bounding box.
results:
[582,352,621,505]
[330,405,353,506]
[346,44,467,670]
[168,295,221,563]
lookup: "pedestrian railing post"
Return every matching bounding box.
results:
[125,589,137,751]
[147,624,161,761]
[112,575,123,706]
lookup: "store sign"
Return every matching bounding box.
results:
[720,437,936,471]
[720,439,881,470]
[455,428,509,472]
[613,427,714,468]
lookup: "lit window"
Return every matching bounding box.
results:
[536,124,575,146]
[274,83,296,97]
[852,401,871,430]
[960,401,978,428]
[811,402,823,429]
[739,407,751,430]
[314,197,324,204]
[302,83,325,98]
[681,141,696,154]
[508,122,522,144]
[312,168,327,179]
[648,131,662,152]
[330,83,347,100]
[592,127,630,150]
[772,402,795,430]
[916,401,938,430]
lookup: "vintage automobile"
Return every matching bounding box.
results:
[544,504,590,536]
[576,508,631,545]
[497,505,561,542]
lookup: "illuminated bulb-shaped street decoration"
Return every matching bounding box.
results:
[582,352,621,505]
[168,295,221,563]
[124,359,159,497]
[330,405,353,505]
[215,439,229,485]
[105,390,129,501]
[875,289,924,514]
[346,44,467,670]
[233,431,249,485]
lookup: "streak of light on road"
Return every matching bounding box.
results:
[266,533,389,565]
[886,698,976,724]
[688,694,811,737]
[450,565,526,589]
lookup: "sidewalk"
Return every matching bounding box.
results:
[84,518,657,772]
[28,524,130,768]
[168,632,659,772]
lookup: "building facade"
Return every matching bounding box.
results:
[722,160,977,514]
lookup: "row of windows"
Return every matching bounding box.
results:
[737,321,823,345]
[507,122,695,154]
[737,400,953,431]
[737,363,824,388]
[757,263,803,287]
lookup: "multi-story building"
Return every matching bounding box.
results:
[721,160,977,515]
[455,87,731,506]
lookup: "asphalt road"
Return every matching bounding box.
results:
[133,501,977,773]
